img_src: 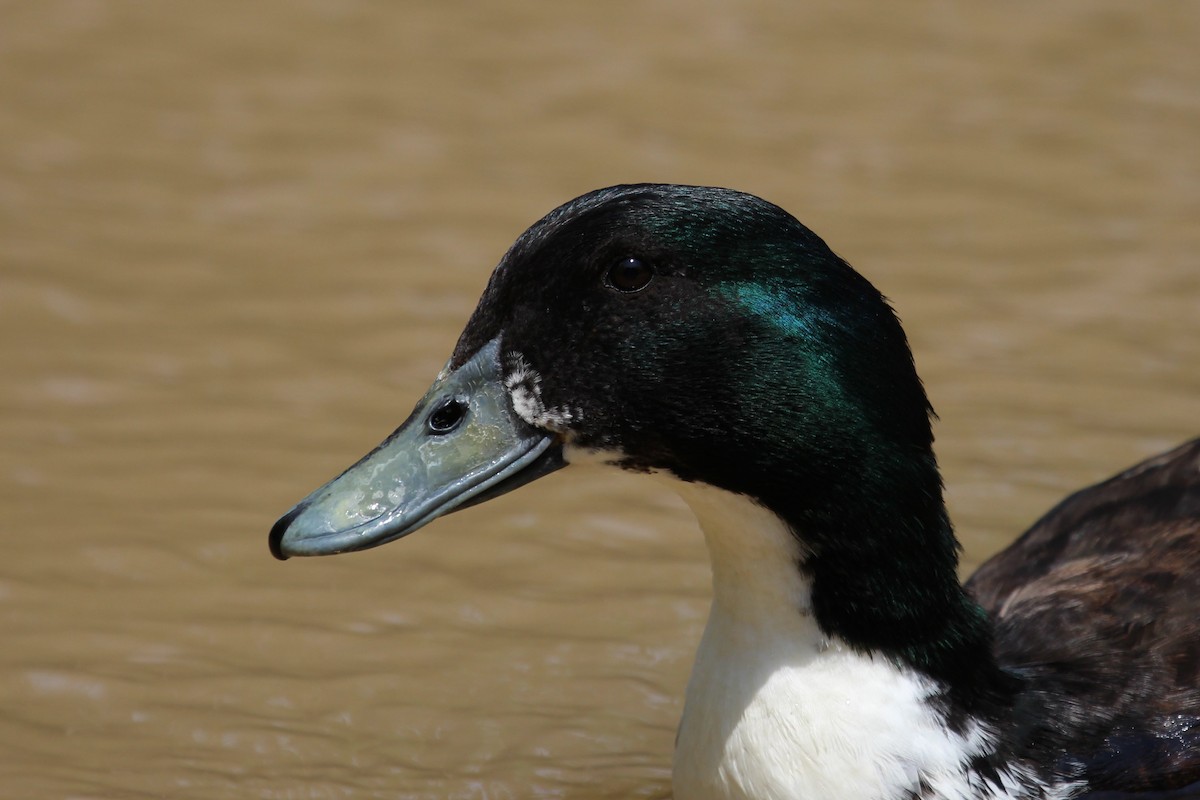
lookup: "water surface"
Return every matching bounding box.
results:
[1,2,1197,797]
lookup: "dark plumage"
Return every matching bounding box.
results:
[968,438,1200,795]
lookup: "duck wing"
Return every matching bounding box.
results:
[966,438,1200,794]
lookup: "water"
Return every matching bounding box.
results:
[1,2,1197,797]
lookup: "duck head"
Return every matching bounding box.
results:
[270,185,961,670]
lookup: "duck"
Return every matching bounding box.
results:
[269,184,1200,800]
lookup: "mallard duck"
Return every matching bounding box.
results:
[269,184,1200,800]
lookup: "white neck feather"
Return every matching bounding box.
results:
[669,481,1044,800]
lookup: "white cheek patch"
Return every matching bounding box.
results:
[503,352,578,432]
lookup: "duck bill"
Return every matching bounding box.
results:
[269,338,564,559]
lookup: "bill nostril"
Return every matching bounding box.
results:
[427,398,467,434]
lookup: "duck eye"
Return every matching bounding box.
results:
[606,256,653,293]
[427,398,467,434]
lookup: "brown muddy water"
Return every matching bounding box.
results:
[1,2,1197,798]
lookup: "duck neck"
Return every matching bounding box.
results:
[671,482,1031,800]
[678,482,816,635]
[675,477,1016,727]
[795,482,1015,720]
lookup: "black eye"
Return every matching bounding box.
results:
[606,256,654,293]
[427,398,467,434]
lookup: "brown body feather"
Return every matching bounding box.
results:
[966,439,1200,795]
